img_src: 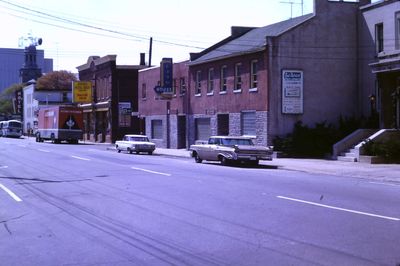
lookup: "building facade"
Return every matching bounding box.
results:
[0,48,53,94]
[362,0,400,129]
[77,55,146,143]
[186,0,372,146]
[138,61,189,149]
[22,80,73,134]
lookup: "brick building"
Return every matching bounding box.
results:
[138,61,189,148]
[77,55,146,143]
[187,0,372,147]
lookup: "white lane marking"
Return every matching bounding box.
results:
[0,182,22,202]
[0,166,8,169]
[131,167,171,176]
[369,181,400,187]
[37,149,50,153]
[277,195,400,222]
[71,155,91,161]
[18,145,27,148]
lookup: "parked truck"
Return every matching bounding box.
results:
[35,105,83,144]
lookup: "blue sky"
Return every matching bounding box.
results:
[0,0,371,72]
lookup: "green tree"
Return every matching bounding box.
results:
[36,70,77,90]
[0,83,24,115]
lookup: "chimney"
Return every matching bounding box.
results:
[140,53,146,66]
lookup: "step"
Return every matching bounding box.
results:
[337,156,357,162]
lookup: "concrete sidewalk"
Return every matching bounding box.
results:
[94,141,400,183]
[151,147,400,183]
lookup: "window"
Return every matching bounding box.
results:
[396,12,400,49]
[375,23,384,53]
[195,70,201,95]
[179,78,186,95]
[234,63,242,91]
[151,120,163,139]
[220,65,227,92]
[208,68,214,94]
[142,83,146,99]
[250,60,258,89]
[173,78,177,95]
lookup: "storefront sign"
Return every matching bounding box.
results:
[282,70,303,114]
[72,81,92,103]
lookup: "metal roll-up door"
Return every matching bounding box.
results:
[196,118,210,141]
[241,111,256,136]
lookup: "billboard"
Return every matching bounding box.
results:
[282,70,303,114]
[72,81,92,103]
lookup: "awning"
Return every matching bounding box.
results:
[369,54,400,73]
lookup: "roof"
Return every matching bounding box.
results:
[210,136,254,139]
[190,13,314,65]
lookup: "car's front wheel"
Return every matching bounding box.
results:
[220,156,231,166]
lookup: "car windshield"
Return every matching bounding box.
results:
[129,136,149,142]
[221,138,254,146]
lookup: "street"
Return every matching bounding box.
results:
[1,137,399,266]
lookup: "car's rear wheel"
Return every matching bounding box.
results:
[194,153,202,163]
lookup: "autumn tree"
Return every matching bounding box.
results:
[36,70,77,90]
[0,83,24,115]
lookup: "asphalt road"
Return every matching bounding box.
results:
[1,137,400,266]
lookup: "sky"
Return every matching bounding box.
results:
[0,0,371,73]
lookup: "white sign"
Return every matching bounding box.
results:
[282,70,303,114]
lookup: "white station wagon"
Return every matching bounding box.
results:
[115,134,156,155]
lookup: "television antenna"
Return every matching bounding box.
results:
[280,0,304,18]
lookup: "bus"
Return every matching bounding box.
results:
[1,120,23,138]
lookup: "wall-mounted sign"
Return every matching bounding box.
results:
[154,58,173,99]
[14,89,23,115]
[72,81,92,103]
[282,70,303,114]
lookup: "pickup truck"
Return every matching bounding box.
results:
[190,136,273,166]
[115,134,156,155]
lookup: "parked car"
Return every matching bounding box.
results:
[190,136,273,166]
[115,134,156,155]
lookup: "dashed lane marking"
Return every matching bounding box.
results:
[0,182,22,202]
[277,195,400,222]
[37,149,50,153]
[71,156,91,161]
[131,167,171,176]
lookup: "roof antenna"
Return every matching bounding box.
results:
[280,0,304,18]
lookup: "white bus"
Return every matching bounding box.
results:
[1,120,23,138]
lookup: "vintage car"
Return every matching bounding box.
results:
[190,136,273,165]
[115,134,156,155]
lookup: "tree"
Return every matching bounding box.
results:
[0,83,24,115]
[36,70,77,90]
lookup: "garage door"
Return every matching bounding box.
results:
[195,118,210,141]
[241,111,256,136]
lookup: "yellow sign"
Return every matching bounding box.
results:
[73,81,92,103]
